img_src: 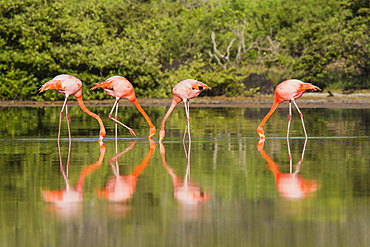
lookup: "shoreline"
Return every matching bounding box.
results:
[0,92,369,109]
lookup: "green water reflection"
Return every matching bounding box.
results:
[0,105,368,246]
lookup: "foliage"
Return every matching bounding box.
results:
[0,0,368,100]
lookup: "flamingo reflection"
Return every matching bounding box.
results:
[42,141,106,216]
[160,141,210,205]
[257,139,320,200]
[96,140,156,202]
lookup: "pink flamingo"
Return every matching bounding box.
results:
[160,141,210,205]
[96,141,156,202]
[159,79,210,142]
[90,76,156,140]
[257,79,321,139]
[39,74,106,144]
[257,139,320,200]
[42,142,106,217]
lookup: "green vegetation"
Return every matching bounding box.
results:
[0,0,368,100]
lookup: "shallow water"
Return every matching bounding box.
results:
[0,104,368,247]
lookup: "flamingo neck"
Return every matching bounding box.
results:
[159,143,178,185]
[159,98,180,141]
[130,97,156,138]
[76,96,106,140]
[257,98,280,131]
[257,141,281,187]
[133,142,156,177]
[75,144,106,191]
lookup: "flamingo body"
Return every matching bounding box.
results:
[91,76,136,101]
[172,79,210,102]
[96,175,137,202]
[96,141,156,202]
[274,79,308,102]
[257,139,320,200]
[39,74,106,144]
[91,76,156,139]
[257,79,320,139]
[40,74,82,98]
[275,173,319,199]
[159,79,211,142]
[160,142,210,205]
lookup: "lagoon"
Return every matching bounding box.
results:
[0,105,368,247]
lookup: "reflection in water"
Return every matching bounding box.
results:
[96,140,156,202]
[257,139,320,200]
[160,141,210,205]
[42,141,106,217]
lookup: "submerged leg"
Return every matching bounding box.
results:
[66,136,71,177]
[287,137,293,174]
[292,99,308,138]
[115,101,118,145]
[287,100,292,139]
[184,141,191,186]
[299,137,308,165]
[183,99,191,142]
[58,96,69,142]
[109,97,136,137]
[65,101,71,143]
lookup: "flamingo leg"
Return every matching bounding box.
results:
[287,100,293,171]
[287,100,292,139]
[66,132,71,177]
[58,96,69,142]
[58,136,71,188]
[65,100,71,143]
[299,138,308,165]
[287,137,293,173]
[292,99,308,139]
[109,98,137,137]
[115,101,118,144]
[114,116,119,177]
[183,140,191,186]
[183,99,191,142]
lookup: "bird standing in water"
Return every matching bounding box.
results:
[39,74,106,144]
[257,79,321,139]
[159,79,210,142]
[91,76,156,140]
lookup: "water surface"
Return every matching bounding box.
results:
[0,105,368,246]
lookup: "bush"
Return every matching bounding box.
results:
[0,0,368,100]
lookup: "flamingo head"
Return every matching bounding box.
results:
[148,127,156,140]
[98,134,105,146]
[193,80,211,91]
[257,126,265,140]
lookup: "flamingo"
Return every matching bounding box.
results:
[160,141,210,205]
[39,74,106,144]
[159,79,210,142]
[96,140,156,202]
[257,139,320,200]
[257,79,321,139]
[42,141,106,217]
[90,76,156,140]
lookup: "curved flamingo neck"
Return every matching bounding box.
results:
[160,99,180,138]
[258,98,280,131]
[133,142,156,177]
[257,142,280,175]
[76,96,106,139]
[159,143,178,185]
[75,144,106,191]
[130,97,156,138]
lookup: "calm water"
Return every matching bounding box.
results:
[0,104,368,247]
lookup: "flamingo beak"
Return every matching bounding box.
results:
[203,84,211,90]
